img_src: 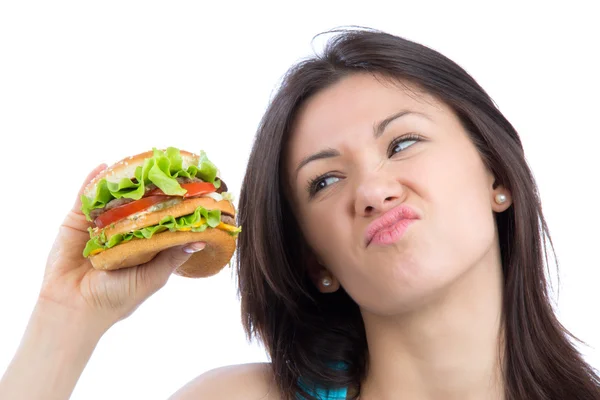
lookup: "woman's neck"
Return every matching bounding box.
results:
[360,249,505,400]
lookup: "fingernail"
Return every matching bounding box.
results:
[182,242,206,254]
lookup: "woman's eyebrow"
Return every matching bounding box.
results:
[295,148,340,179]
[373,109,432,139]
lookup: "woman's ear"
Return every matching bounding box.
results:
[489,176,512,213]
[491,186,512,213]
[306,253,340,293]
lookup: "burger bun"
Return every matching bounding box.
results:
[89,225,236,278]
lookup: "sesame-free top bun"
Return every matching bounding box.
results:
[83,149,206,200]
[88,227,236,278]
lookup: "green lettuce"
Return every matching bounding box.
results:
[83,205,241,257]
[81,147,219,220]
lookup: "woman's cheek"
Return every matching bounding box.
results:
[303,210,344,264]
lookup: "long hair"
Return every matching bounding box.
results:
[236,27,600,400]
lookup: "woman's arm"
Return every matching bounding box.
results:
[0,165,204,399]
[0,299,106,400]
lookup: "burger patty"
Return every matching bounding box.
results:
[220,215,236,226]
[89,177,228,220]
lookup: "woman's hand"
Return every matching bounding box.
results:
[39,164,205,330]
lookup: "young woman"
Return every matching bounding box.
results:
[1,28,599,400]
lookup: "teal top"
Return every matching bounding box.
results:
[296,361,349,399]
[297,386,348,399]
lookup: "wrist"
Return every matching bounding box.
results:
[32,297,110,341]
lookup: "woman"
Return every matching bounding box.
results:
[1,28,599,400]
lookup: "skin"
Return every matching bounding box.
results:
[0,73,513,400]
[284,73,512,399]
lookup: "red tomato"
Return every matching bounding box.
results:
[148,182,215,198]
[94,196,169,228]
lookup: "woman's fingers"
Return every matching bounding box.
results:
[133,242,206,299]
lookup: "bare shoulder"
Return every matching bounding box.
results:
[168,362,282,400]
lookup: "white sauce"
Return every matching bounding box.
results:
[127,198,183,221]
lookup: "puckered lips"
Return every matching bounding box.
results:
[364,204,421,247]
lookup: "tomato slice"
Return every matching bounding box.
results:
[94,196,170,229]
[147,182,215,198]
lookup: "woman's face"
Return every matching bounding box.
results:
[285,73,511,316]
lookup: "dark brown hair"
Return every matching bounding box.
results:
[236,27,600,399]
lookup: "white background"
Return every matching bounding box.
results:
[0,1,598,399]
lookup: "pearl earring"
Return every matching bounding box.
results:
[322,277,332,287]
[495,193,507,204]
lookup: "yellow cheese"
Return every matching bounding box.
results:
[89,248,105,256]
[178,218,206,232]
[217,222,239,233]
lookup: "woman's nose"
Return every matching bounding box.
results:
[354,176,402,217]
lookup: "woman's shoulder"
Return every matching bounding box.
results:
[168,362,283,400]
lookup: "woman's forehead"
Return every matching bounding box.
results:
[291,75,444,141]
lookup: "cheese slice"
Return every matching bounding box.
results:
[217,222,239,233]
[89,248,105,256]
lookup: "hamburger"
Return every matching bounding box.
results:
[81,147,240,278]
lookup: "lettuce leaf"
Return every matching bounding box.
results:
[81,147,219,221]
[82,205,240,257]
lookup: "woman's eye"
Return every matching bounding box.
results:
[389,134,422,157]
[308,175,340,196]
[306,134,423,198]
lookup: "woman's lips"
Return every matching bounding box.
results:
[365,205,420,247]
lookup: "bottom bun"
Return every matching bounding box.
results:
[88,228,236,278]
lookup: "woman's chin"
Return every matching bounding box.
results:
[356,267,463,317]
